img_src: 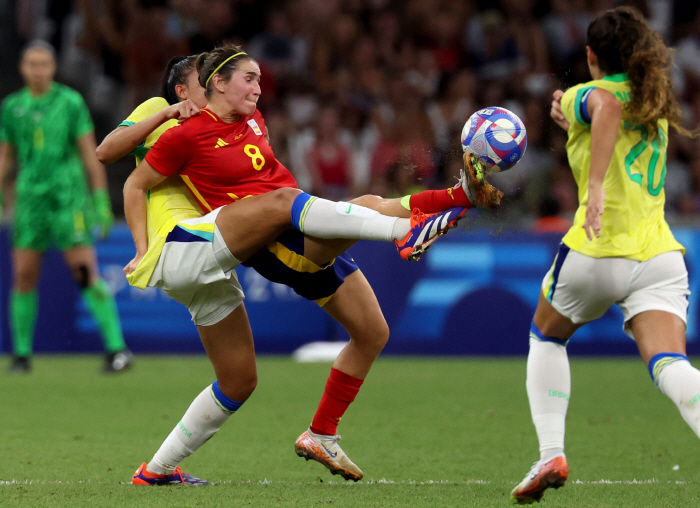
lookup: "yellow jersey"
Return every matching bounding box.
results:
[120,97,204,289]
[560,73,684,260]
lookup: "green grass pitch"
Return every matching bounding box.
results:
[1,356,699,507]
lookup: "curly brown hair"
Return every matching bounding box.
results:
[195,44,253,98]
[587,6,694,137]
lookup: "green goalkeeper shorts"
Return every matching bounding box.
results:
[13,192,94,252]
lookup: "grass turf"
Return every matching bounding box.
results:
[0,356,698,507]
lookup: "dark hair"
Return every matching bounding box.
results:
[21,39,56,61]
[587,7,692,137]
[160,55,198,105]
[196,44,253,98]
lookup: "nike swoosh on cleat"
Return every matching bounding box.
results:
[320,443,338,458]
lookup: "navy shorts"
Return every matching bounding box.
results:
[243,230,360,306]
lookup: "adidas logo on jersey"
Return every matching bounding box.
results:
[215,138,229,148]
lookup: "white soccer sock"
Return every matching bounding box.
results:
[657,360,700,438]
[526,338,570,461]
[147,386,231,475]
[301,198,410,241]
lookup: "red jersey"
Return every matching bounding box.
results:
[145,108,298,212]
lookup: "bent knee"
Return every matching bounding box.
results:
[351,318,390,354]
[270,187,302,209]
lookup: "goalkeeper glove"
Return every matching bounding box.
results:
[93,188,114,240]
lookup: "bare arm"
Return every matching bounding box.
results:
[122,161,166,274]
[96,100,201,164]
[584,88,622,240]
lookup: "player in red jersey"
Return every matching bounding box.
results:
[124,44,500,486]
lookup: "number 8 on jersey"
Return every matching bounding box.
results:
[244,144,265,171]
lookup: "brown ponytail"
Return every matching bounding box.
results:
[587,7,695,137]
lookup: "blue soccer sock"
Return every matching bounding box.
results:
[147,382,244,475]
[648,353,700,438]
[527,321,570,461]
[290,192,408,241]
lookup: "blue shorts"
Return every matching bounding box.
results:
[243,230,359,306]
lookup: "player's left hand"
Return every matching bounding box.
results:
[583,187,605,240]
[93,188,114,240]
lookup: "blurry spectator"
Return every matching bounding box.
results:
[121,0,189,107]
[464,9,525,80]
[305,105,353,199]
[425,10,467,73]
[664,132,692,213]
[427,70,476,152]
[188,0,237,55]
[247,7,309,82]
[310,12,360,96]
[550,161,579,218]
[404,47,441,99]
[532,196,573,234]
[371,78,435,187]
[541,0,591,65]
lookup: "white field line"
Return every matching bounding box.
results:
[0,478,690,486]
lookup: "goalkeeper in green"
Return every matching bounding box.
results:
[0,41,132,373]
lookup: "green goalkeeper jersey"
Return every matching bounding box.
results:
[0,83,94,198]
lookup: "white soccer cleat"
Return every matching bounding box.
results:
[511,455,568,504]
[295,428,363,481]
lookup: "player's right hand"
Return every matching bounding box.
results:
[550,90,570,131]
[165,99,201,123]
[124,253,144,275]
[583,187,605,240]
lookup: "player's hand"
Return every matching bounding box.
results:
[550,90,570,132]
[165,99,201,123]
[93,188,114,240]
[462,152,503,209]
[124,253,144,275]
[583,187,605,240]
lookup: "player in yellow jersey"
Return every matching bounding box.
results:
[511,7,700,504]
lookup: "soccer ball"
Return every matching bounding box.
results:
[461,107,527,173]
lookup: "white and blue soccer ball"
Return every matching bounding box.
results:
[461,107,527,173]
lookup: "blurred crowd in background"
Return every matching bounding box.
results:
[3,0,700,230]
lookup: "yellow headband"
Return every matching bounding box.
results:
[205,52,247,88]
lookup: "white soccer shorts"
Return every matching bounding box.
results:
[148,207,244,326]
[541,245,689,338]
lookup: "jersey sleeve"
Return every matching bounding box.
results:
[562,85,596,128]
[144,125,190,177]
[119,97,172,159]
[73,93,95,138]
